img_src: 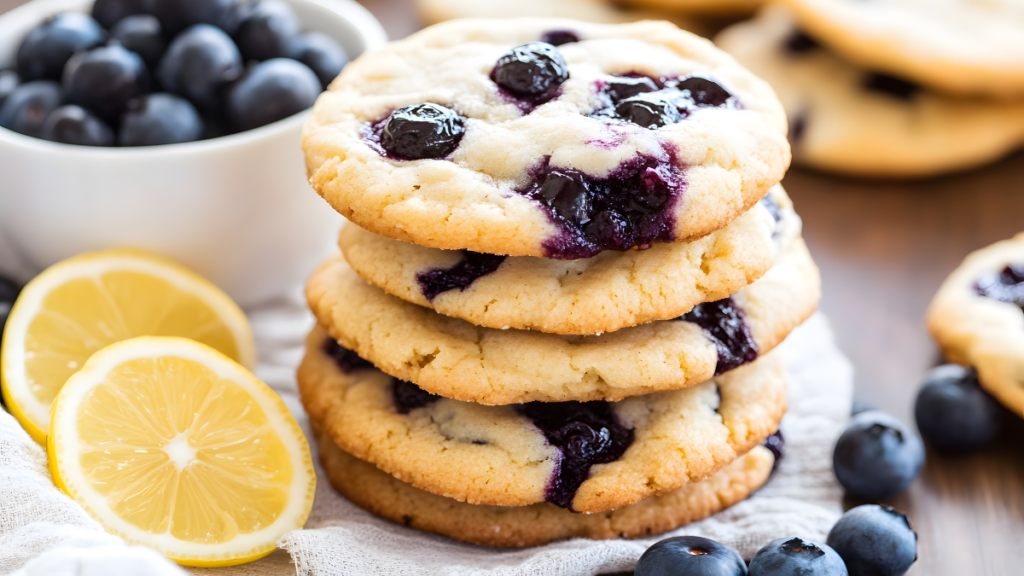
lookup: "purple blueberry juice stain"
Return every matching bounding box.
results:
[541,30,579,46]
[762,430,784,472]
[392,378,440,414]
[323,338,374,373]
[416,251,508,301]
[975,264,1024,311]
[516,401,634,510]
[521,151,686,260]
[679,296,759,374]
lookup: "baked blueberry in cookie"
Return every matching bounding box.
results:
[491,42,569,107]
[392,379,441,414]
[680,296,759,375]
[416,251,507,301]
[862,73,919,100]
[522,155,684,258]
[975,264,1024,310]
[516,401,634,509]
[540,30,579,46]
[762,430,785,471]
[322,338,374,373]
[377,103,466,160]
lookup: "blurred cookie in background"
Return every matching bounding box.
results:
[716,7,1024,178]
[779,0,1024,99]
[618,0,763,16]
[416,0,712,37]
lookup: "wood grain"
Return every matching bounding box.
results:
[3,0,1022,573]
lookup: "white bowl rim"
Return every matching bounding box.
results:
[0,0,388,157]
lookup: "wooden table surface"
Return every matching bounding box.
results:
[3,0,1023,574]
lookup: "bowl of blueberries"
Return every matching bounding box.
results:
[0,0,385,306]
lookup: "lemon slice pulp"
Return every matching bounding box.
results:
[48,337,315,567]
[1,249,255,443]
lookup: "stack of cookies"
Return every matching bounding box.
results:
[297,18,820,546]
[717,2,1024,178]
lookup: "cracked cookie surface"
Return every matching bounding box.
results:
[300,327,785,513]
[318,435,775,547]
[302,18,789,258]
[341,185,798,335]
[305,236,818,404]
[928,232,1024,416]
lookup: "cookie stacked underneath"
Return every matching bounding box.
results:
[297,18,819,546]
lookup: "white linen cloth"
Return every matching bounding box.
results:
[0,281,852,576]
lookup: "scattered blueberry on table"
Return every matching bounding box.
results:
[827,504,917,576]
[0,0,350,146]
[748,537,848,575]
[833,411,925,502]
[914,364,1003,453]
[634,536,747,576]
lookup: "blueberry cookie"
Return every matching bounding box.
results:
[779,0,1024,99]
[302,18,790,259]
[318,435,775,547]
[340,186,799,335]
[716,8,1024,178]
[305,236,818,404]
[927,233,1024,416]
[300,327,785,513]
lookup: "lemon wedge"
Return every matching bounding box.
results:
[48,336,315,567]
[1,249,256,444]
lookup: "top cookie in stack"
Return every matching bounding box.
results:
[298,18,815,546]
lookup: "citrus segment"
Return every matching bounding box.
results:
[2,250,255,443]
[48,337,314,567]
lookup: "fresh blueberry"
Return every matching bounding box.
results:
[614,92,683,129]
[233,0,301,62]
[41,105,114,146]
[491,42,569,103]
[671,76,733,107]
[603,75,658,103]
[16,13,106,81]
[62,45,149,123]
[0,81,63,137]
[111,15,167,69]
[380,103,465,160]
[749,538,848,576]
[827,505,917,576]
[0,70,20,109]
[635,536,747,576]
[91,0,145,29]
[119,93,203,145]
[289,32,347,88]
[158,24,243,112]
[143,0,241,37]
[226,58,319,131]
[913,364,1002,453]
[833,411,924,501]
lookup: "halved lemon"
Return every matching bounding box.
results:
[1,249,256,444]
[48,336,315,567]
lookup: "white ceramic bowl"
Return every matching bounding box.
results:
[0,0,386,307]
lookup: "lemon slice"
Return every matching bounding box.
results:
[48,336,315,567]
[1,249,256,444]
